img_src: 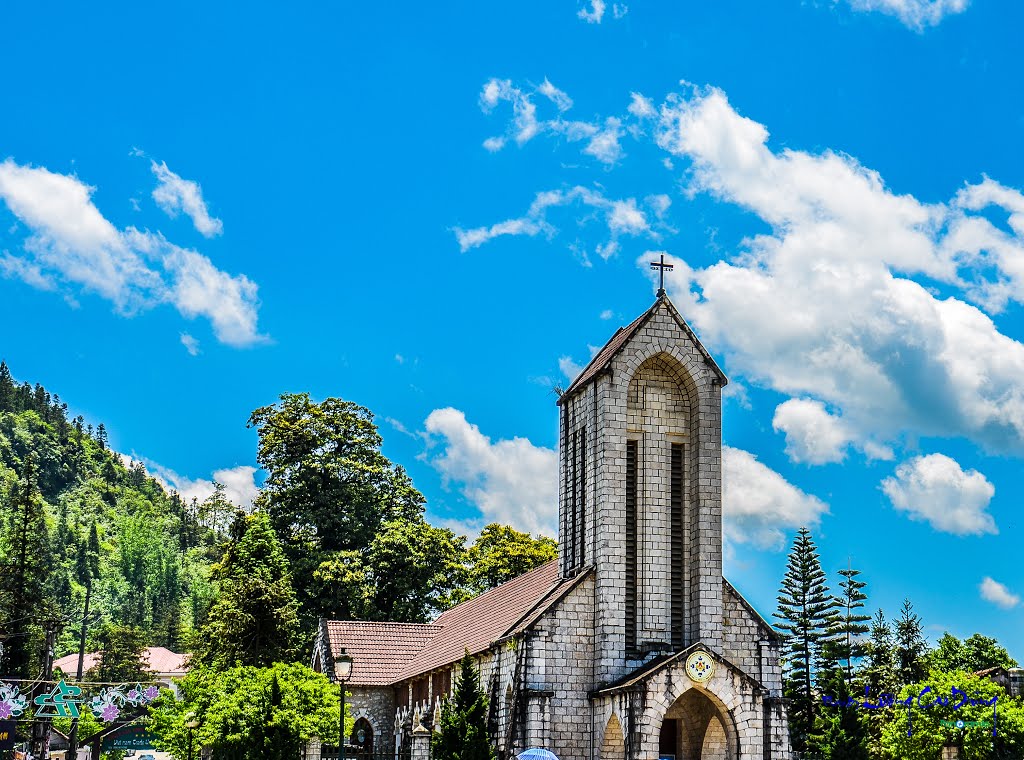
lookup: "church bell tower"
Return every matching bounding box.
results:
[556,292,727,684]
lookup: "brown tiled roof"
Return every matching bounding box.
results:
[393,560,561,682]
[325,621,443,686]
[52,646,188,678]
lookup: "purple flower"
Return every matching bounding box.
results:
[0,702,12,720]
[144,686,159,701]
[101,704,120,722]
[127,689,140,702]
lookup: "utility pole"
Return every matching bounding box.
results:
[65,577,93,760]
[31,625,56,760]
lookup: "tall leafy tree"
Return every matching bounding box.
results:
[196,511,300,668]
[433,652,495,760]
[1,454,52,677]
[829,565,871,685]
[811,668,869,760]
[926,632,1018,674]
[775,527,836,753]
[464,523,557,596]
[248,393,426,624]
[315,518,467,622]
[894,599,928,684]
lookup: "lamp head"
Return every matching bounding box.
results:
[334,647,354,682]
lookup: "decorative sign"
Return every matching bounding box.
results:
[0,679,161,724]
[684,651,716,683]
[34,680,83,718]
[940,719,991,729]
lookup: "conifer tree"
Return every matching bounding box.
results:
[432,652,495,760]
[196,511,300,668]
[830,566,871,685]
[894,599,928,684]
[1,454,53,677]
[775,527,836,753]
[811,668,869,760]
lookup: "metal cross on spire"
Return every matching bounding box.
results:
[650,253,674,297]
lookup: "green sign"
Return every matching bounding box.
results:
[940,719,991,729]
[33,680,83,718]
[102,724,156,751]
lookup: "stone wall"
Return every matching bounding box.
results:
[346,686,395,751]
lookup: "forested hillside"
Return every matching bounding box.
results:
[0,360,236,677]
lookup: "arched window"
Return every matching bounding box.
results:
[350,717,373,754]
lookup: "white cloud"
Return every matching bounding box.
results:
[722,445,829,550]
[772,398,853,464]
[134,458,260,510]
[180,332,200,356]
[600,309,614,319]
[538,78,573,111]
[578,0,606,23]
[844,0,969,30]
[480,79,541,146]
[151,160,223,237]
[979,577,1020,609]
[559,355,585,380]
[0,159,264,346]
[644,86,1024,457]
[880,453,996,535]
[628,92,656,119]
[612,3,628,19]
[424,408,557,536]
[454,185,656,254]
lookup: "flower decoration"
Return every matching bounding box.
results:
[0,682,28,719]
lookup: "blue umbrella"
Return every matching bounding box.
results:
[517,749,559,760]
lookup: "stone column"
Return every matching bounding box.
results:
[304,738,322,760]
[410,724,431,760]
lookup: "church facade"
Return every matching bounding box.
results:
[313,294,792,760]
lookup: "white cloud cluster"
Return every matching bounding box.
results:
[423,408,558,536]
[147,460,261,510]
[647,86,1024,457]
[844,0,969,30]
[0,159,264,346]
[151,160,223,237]
[577,0,628,23]
[979,577,1020,609]
[722,446,828,550]
[454,185,659,259]
[479,79,626,165]
[880,453,996,535]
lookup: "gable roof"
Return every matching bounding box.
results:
[558,295,727,405]
[322,560,562,686]
[324,621,444,686]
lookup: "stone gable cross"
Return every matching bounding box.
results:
[650,253,674,297]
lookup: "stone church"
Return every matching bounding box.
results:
[312,293,792,760]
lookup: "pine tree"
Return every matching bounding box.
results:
[830,565,871,686]
[432,652,495,760]
[196,511,300,668]
[1,454,53,677]
[811,668,869,760]
[894,598,928,684]
[775,527,836,753]
[0,361,15,411]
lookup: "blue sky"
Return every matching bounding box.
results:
[0,0,1021,656]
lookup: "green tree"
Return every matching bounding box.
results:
[248,394,425,624]
[829,566,871,686]
[149,662,346,760]
[88,624,150,682]
[879,669,1024,760]
[775,527,836,753]
[196,511,300,668]
[895,599,929,684]
[0,454,52,677]
[464,523,557,596]
[315,518,467,622]
[927,633,1018,674]
[812,668,869,760]
[860,609,898,756]
[432,652,495,760]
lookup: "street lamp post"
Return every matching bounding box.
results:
[334,648,353,760]
[185,712,199,760]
